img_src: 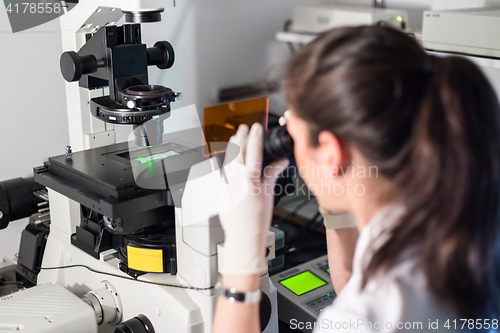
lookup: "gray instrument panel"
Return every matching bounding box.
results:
[271,255,336,332]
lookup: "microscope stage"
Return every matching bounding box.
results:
[48,141,196,198]
[34,128,208,219]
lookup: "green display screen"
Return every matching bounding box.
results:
[134,150,180,164]
[279,271,327,296]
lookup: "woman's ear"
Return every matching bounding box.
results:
[317,130,346,174]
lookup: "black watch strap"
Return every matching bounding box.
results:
[216,282,261,304]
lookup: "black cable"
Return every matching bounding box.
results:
[0,281,24,286]
[40,265,213,291]
[0,277,24,286]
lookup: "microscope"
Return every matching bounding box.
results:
[0,1,294,332]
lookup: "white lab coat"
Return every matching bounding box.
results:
[314,206,459,333]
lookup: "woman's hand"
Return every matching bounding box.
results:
[217,123,289,276]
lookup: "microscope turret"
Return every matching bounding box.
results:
[60,23,180,147]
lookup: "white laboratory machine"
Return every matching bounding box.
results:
[290,5,408,34]
[276,5,409,47]
[422,7,500,59]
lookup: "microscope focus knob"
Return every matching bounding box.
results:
[60,51,100,82]
[147,41,175,70]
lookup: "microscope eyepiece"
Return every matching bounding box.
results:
[263,126,294,168]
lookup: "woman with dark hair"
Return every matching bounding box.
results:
[212,26,500,332]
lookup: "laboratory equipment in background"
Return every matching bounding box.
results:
[277,5,409,46]
[271,255,335,333]
[422,7,500,58]
[290,5,408,34]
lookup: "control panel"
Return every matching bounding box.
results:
[271,255,335,332]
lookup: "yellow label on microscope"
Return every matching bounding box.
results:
[127,246,163,273]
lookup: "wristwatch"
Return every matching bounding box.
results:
[215,282,262,304]
[318,207,357,230]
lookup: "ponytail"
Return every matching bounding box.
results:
[367,55,500,318]
[286,26,500,319]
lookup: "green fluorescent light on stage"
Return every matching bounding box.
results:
[134,151,180,164]
[279,271,327,296]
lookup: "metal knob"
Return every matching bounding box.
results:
[60,51,101,82]
[114,314,155,333]
[147,41,175,70]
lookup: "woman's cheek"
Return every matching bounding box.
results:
[294,142,312,186]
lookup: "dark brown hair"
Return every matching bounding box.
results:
[286,26,500,319]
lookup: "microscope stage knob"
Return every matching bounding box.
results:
[60,51,83,82]
[147,41,175,70]
[60,51,100,82]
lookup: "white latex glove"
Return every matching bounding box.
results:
[218,123,289,275]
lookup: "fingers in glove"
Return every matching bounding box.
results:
[225,124,249,166]
[245,123,264,181]
[279,110,291,126]
[262,158,290,187]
